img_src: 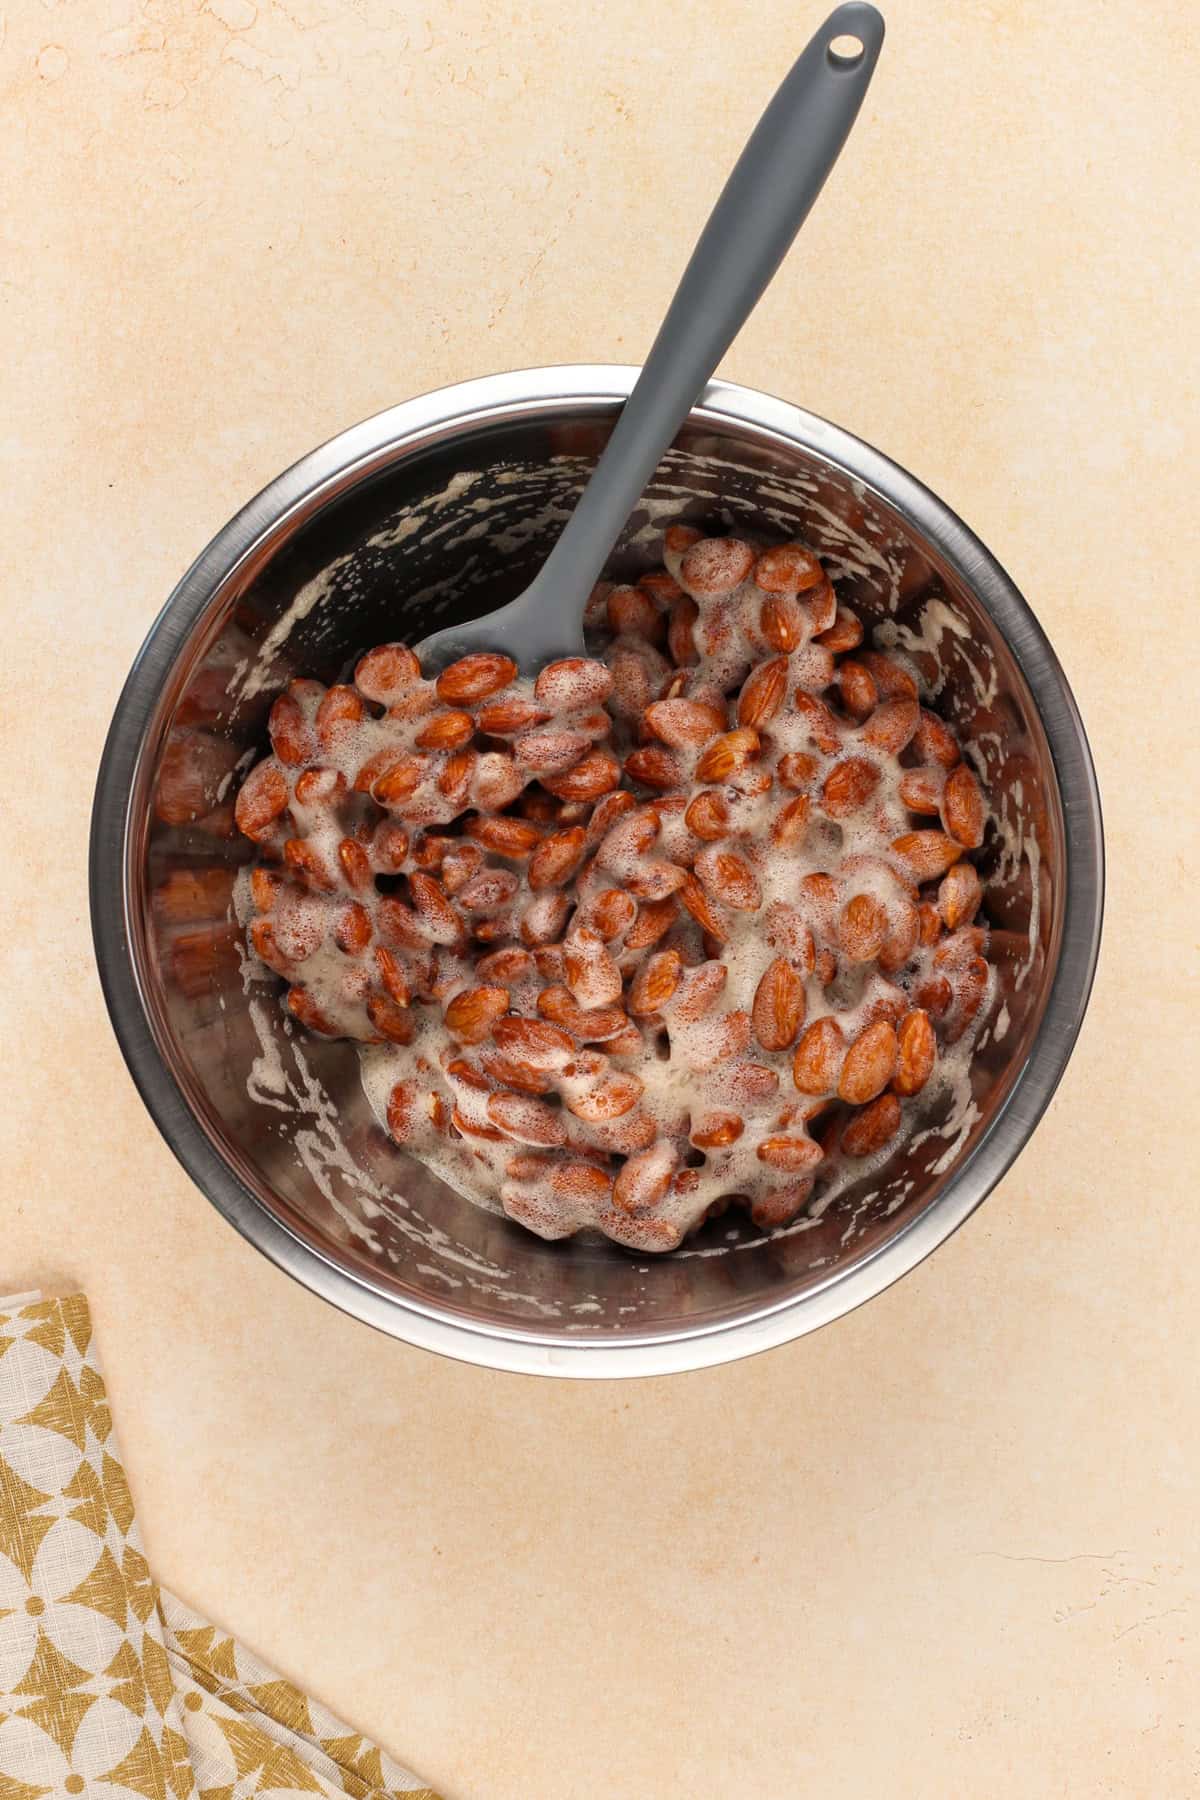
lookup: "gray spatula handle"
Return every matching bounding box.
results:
[533,3,884,610]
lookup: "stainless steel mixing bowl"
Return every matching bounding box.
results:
[90,366,1103,1375]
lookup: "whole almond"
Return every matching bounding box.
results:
[368,752,425,804]
[841,1091,902,1157]
[838,893,888,963]
[753,542,823,593]
[626,861,688,901]
[759,593,806,651]
[937,862,982,929]
[749,1181,815,1230]
[451,1106,509,1143]
[628,949,683,1016]
[792,693,843,755]
[914,972,953,1017]
[684,789,730,840]
[752,957,806,1052]
[821,756,881,818]
[612,1140,677,1212]
[528,826,588,891]
[860,696,920,753]
[639,569,682,605]
[470,750,522,810]
[694,847,761,912]
[536,986,628,1042]
[475,946,535,984]
[838,659,878,719]
[293,766,346,808]
[694,726,760,784]
[947,955,990,1043]
[533,657,614,709]
[625,745,683,790]
[587,887,638,940]
[283,837,336,891]
[476,697,551,735]
[463,817,539,859]
[366,993,415,1044]
[858,650,918,701]
[519,890,572,947]
[664,523,703,557]
[771,793,812,847]
[486,1090,568,1147]
[436,653,516,703]
[586,789,638,845]
[334,902,372,955]
[371,820,411,871]
[680,536,755,595]
[445,1057,492,1093]
[354,644,422,705]
[726,1060,781,1105]
[268,692,316,766]
[336,837,373,892]
[941,764,986,848]
[492,1015,575,1069]
[514,728,590,774]
[415,710,475,751]
[678,872,729,941]
[803,577,837,634]
[918,900,943,946]
[644,697,725,747]
[287,986,338,1036]
[440,841,485,894]
[435,748,476,805]
[670,960,728,1021]
[815,607,863,653]
[777,750,820,791]
[891,830,964,882]
[550,1160,616,1202]
[563,927,623,1008]
[624,895,680,950]
[541,748,622,801]
[899,768,944,814]
[913,707,961,768]
[480,1050,554,1095]
[565,1072,645,1122]
[690,1112,746,1149]
[878,897,920,973]
[737,657,789,728]
[443,984,510,1044]
[408,871,466,945]
[838,1019,899,1104]
[893,1008,936,1096]
[607,584,662,640]
[792,1017,846,1094]
[756,1134,823,1173]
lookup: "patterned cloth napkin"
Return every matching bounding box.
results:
[0,1292,439,1800]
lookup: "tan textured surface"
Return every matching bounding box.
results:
[2,1,1198,1794]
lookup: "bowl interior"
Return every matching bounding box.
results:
[129,396,1059,1344]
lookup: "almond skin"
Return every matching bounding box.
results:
[443,985,510,1045]
[436,653,517,703]
[752,957,806,1053]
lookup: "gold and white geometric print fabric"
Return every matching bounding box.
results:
[0,1293,439,1800]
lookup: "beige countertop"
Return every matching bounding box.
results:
[4,0,1198,1793]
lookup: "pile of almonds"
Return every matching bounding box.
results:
[234,525,992,1252]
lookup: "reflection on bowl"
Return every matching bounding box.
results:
[90,368,1102,1375]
